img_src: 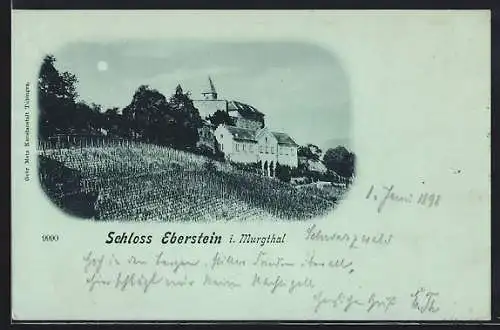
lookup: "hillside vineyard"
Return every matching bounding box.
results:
[37,64,354,222]
[38,142,340,222]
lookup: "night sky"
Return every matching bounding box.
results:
[52,40,352,149]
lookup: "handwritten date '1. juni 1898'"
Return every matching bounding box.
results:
[366,184,441,213]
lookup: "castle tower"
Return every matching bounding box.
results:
[202,76,218,100]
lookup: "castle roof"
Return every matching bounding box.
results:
[223,125,298,146]
[271,132,299,147]
[224,125,258,142]
[227,100,265,120]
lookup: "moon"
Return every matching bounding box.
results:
[97,61,108,71]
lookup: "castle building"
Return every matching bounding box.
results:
[193,77,298,177]
[215,125,298,176]
[192,76,265,129]
[192,77,228,118]
[226,100,264,130]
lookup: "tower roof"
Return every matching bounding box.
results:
[209,76,217,94]
[202,76,217,96]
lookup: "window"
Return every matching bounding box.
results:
[271,147,274,154]
[259,146,263,153]
[265,146,269,154]
[236,143,239,151]
[242,144,246,151]
[279,148,283,155]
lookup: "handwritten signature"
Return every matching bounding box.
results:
[410,287,440,313]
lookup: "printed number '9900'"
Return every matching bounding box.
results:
[41,234,59,242]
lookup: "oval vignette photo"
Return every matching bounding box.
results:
[37,40,356,222]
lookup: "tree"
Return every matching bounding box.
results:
[122,85,171,143]
[121,84,204,149]
[322,146,356,178]
[298,144,322,161]
[168,84,203,149]
[72,101,93,134]
[206,109,234,127]
[38,54,79,139]
[298,146,312,159]
[308,144,322,161]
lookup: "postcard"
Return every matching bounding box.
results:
[11,10,491,321]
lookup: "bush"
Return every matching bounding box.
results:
[275,164,292,183]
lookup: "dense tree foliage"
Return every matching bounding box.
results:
[322,146,356,178]
[298,144,322,161]
[39,55,204,151]
[38,55,79,138]
[167,85,203,149]
[207,109,234,127]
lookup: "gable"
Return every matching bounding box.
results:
[271,132,298,147]
[256,128,277,145]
